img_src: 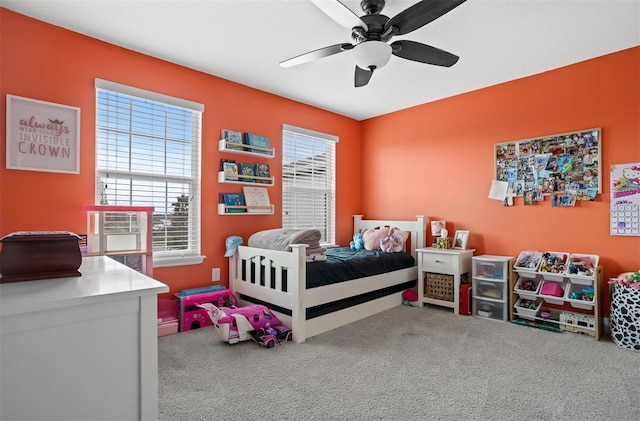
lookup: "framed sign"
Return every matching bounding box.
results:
[6,95,80,174]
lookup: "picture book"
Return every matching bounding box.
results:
[220,158,237,170]
[222,160,239,181]
[254,163,271,184]
[223,193,246,213]
[222,129,243,150]
[243,133,271,155]
[239,163,255,182]
[242,186,272,213]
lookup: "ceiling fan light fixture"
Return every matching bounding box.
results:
[353,41,392,70]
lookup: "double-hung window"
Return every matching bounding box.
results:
[281,124,337,245]
[95,79,204,267]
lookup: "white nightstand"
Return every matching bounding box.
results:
[416,248,475,315]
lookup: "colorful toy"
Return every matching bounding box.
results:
[402,289,420,307]
[349,232,364,250]
[249,325,292,348]
[608,271,640,289]
[199,302,281,345]
[175,288,238,332]
[539,252,568,273]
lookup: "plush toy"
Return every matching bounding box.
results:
[349,232,364,250]
[362,227,390,251]
[379,227,409,253]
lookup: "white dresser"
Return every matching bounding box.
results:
[0,256,169,421]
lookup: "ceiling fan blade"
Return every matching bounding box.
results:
[310,0,368,32]
[280,43,354,68]
[385,0,467,36]
[391,40,459,67]
[354,66,373,87]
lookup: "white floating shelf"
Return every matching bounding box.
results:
[217,203,274,215]
[217,171,274,186]
[218,139,275,158]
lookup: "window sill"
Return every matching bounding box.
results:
[153,254,206,268]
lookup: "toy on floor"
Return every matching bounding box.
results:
[176,287,238,332]
[249,325,293,348]
[198,302,282,345]
[402,289,420,307]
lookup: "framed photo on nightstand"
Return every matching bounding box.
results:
[453,230,469,249]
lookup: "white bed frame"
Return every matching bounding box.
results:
[229,215,425,343]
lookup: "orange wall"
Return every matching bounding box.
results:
[0,9,362,294]
[1,10,639,313]
[361,47,640,312]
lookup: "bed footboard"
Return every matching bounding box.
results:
[229,244,308,343]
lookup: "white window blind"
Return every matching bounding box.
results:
[282,124,337,244]
[95,79,204,267]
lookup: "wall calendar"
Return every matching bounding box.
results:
[610,162,640,236]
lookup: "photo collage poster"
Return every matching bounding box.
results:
[495,128,601,207]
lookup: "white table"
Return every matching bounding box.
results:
[1,256,168,421]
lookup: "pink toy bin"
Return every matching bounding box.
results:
[158,298,179,337]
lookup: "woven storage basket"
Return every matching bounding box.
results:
[425,273,454,301]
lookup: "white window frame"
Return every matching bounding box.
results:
[95,79,205,267]
[282,124,338,245]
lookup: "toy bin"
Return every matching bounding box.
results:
[539,251,570,281]
[539,280,567,305]
[564,281,595,310]
[158,298,179,336]
[513,251,542,278]
[514,298,542,321]
[610,282,640,351]
[565,254,599,284]
[514,276,541,300]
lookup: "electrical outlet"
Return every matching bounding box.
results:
[212,268,220,282]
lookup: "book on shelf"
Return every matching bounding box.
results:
[222,193,246,213]
[254,163,271,184]
[242,186,272,213]
[221,159,238,181]
[243,133,271,155]
[222,129,243,150]
[239,163,255,182]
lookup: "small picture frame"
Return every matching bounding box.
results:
[453,230,469,250]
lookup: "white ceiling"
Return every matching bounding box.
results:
[2,0,639,120]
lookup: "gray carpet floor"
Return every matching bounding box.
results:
[159,305,640,420]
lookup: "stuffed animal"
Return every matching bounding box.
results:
[362,227,390,250]
[379,227,408,253]
[350,232,364,250]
